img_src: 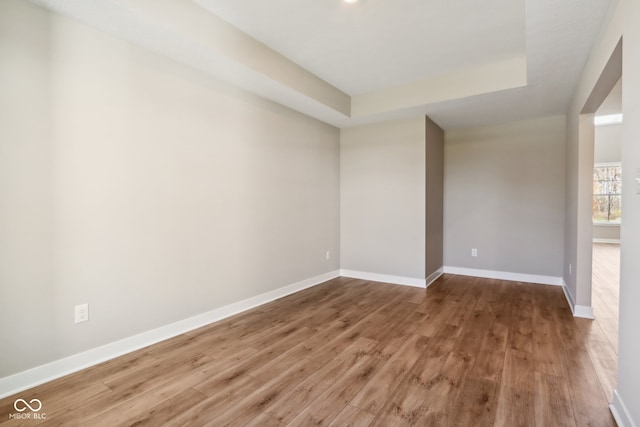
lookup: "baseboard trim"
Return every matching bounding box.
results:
[425,267,444,288]
[561,280,595,319]
[339,269,426,288]
[442,266,562,286]
[573,305,595,319]
[593,238,621,244]
[610,389,638,427]
[0,269,340,400]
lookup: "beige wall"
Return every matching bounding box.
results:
[0,1,56,377]
[425,117,444,278]
[0,0,339,377]
[444,116,566,277]
[340,118,426,280]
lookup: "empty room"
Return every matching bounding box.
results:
[1,0,639,426]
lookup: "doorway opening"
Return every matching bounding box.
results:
[576,37,622,404]
[589,78,622,399]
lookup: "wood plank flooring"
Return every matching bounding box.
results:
[592,243,619,352]
[0,274,618,426]
[590,243,620,402]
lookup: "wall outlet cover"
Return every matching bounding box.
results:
[75,304,89,323]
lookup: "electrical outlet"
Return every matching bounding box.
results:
[326,250,330,260]
[75,304,89,323]
[471,248,478,257]
[569,264,572,276]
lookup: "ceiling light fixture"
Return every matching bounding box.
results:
[344,0,359,3]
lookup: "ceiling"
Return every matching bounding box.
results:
[30,0,614,129]
[194,0,525,95]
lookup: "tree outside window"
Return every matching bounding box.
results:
[593,164,622,223]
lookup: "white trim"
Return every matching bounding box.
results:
[593,222,621,227]
[425,267,444,288]
[561,281,575,312]
[339,269,426,288]
[442,266,563,286]
[574,305,595,319]
[610,389,638,427]
[593,238,621,244]
[0,270,340,400]
[561,280,595,319]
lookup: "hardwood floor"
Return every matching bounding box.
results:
[592,243,619,352]
[590,243,620,401]
[0,275,618,426]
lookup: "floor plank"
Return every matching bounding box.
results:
[350,334,429,415]
[591,243,620,401]
[329,404,375,427]
[592,243,619,354]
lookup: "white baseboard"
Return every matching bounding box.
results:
[593,238,621,244]
[0,269,340,400]
[561,280,595,319]
[425,267,444,288]
[610,389,638,427]
[339,269,426,288]
[573,305,595,319]
[442,266,563,286]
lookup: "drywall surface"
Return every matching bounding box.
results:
[619,0,640,422]
[594,123,622,163]
[0,0,339,377]
[340,118,426,280]
[425,117,444,278]
[0,1,56,377]
[593,225,620,241]
[563,0,622,311]
[444,116,566,277]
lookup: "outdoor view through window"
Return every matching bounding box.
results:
[593,164,622,223]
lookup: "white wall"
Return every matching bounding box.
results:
[444,116,566,278]
[565,0,640,423]
[340,118,426,281]
[0,0,340,378]
[593,225,620,241]
[619,0,640,422]
[594,123,622,163]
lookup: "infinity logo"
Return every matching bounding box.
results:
[13,398,42,412]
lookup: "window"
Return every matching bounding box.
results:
[593,163,622,223]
